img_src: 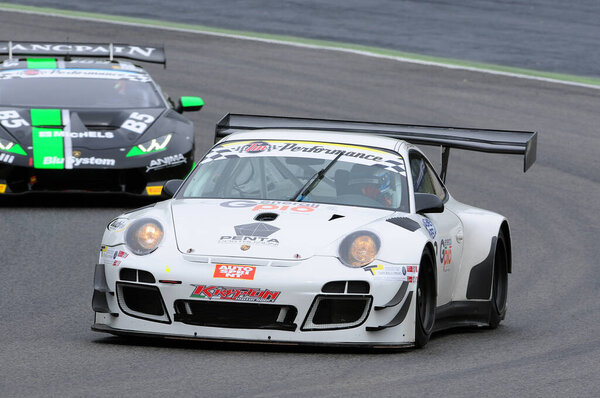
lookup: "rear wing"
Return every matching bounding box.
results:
[216,113,537,181]
[0,41,166,66]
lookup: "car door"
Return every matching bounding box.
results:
[409,150,463,306]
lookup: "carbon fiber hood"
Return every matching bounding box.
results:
[0,107,165,149]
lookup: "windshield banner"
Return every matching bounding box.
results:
[202,140,406,176]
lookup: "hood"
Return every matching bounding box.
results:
[0,107,165,151]
[171,199,393,260]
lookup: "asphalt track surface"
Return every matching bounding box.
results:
[8,0,600,78]
[1,10,599,398]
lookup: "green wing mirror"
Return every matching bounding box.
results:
[177,96,204,112]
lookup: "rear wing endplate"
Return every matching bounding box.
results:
[0,41,166,66]
[216,113,537,180]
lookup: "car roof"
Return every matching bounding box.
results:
[219,129,407,153]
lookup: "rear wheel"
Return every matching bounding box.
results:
[489,231,508,328]
[415,250,436,348]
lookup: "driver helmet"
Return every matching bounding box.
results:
[350,164,393,206]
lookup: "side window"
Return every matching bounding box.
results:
[409,151,446,201]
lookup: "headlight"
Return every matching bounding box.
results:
[125,218,164,255]
[126,133,172,157]
[338,231,380,267]
[0,137,27,155]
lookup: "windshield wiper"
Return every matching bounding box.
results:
[289,151,344,202]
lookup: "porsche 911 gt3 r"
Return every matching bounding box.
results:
[0,41,204,195]
[92,114,537,348]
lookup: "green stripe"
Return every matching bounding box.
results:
[30,108,62,126]
[1,2,600,88]
[32,128,64,169]
[27,58,57,69]
[30,109,64,169]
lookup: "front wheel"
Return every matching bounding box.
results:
[415,250,436,348]
[488,230,508,328]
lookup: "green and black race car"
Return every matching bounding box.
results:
[0,41,204,196]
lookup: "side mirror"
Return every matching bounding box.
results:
[176,96,204,113]
[163,179,184,198]
[414,193,444,214]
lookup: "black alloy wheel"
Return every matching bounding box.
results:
[488,230,508,328]
[415,250,436,348]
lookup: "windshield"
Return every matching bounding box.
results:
[182,140,410,211]
[0,69,163,108]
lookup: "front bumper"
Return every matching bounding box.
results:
[0,156,192,195]
[92,249,418,347]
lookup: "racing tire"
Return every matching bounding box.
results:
[488,231,508,329]
[415,250,436,348]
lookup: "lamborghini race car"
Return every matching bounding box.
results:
[92,114,537,348]
[0,41,204,196]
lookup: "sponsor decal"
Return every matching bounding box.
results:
[0,43,159,58]
[146,186,163,196]
[231,141,384,161]
[190,285,280,302]
[202,140,406,176]
[42,156,115,167]
[0,184,6,194]
[422,218,436,239]
[440,238,452,271]
[146,154,186,172]
[220,199,319,213]
[0,68,152,82]
[107,218,128,232]
[219,222,280,246]
[0,152,14,164]
[363,264,418,282]
[111,250,129,267]
[242,141,271,153]
[100,247,129,267]
[37,130,115,139]
[213,264,256,280]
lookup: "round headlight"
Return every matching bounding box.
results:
[125,218,164,255]
[339,231,381,267]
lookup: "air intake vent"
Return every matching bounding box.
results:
[254,212,278,221]
[120,268,156,283]
[387,217,420,232]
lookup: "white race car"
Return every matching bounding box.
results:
[92,114,537,348]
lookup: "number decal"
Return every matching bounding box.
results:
[0,110,29,129]
[121,112,155,134]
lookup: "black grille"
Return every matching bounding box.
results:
[321,281,370,294]
[174,300,297,331]
[116,282,170,324]
[302,295,372,331]
[120,268,156,283]
[313,298,367,324]
[121,284,164,315]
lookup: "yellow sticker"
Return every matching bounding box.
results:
[0,184,6,194]
[146,186,163,196]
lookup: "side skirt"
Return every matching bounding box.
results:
[433,301,490,333]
